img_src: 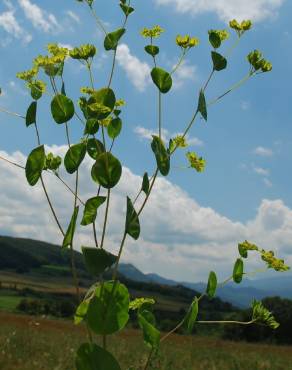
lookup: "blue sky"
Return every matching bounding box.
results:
[0,0,291,282]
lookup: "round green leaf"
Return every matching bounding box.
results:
[142,172,150,195]
[88,88,116,120]
[104,28,126,51]
[84,118,99,135]
[209,31,221,49]
[25,145,46,186]
[211,51,227,71]
[145,45,159,57]
[87,281,129,335]
[233,258,244,284]
[64,143,86,174]
[87,138,105,160]
[31,85,42,100]
[26,101,37,127]
[151,135,170,176]
[51,94,75,124]
[238,244,248,258]
[82,247,118,276]
[91,152,122,189]
[151,67,172,94]
[81,196,106,226]
[76,343,121,370]
[206,271,217,298]
[107,118,122,139]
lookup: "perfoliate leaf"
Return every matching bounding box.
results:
[51,94,75,124]
[104,28,126,51]
[25,145,46,186]
[26,101,37,127]
[142,172,150,195]
[120,4,134,16]
[87,88,116,120]
[81,196,106,226]
[206,271,217,298]
[91,152,122,189]
[209,31,221,49]
[125,197,140,240]
[87,138,105,160]
[151,135,170,176]
[233,258,244,284]
[64,143,86,174]
[151,67,172,94]
[197,89,207,121]
[76,343,121,370]
[87,281,129,335]
[82,247,117,276]
[211,51,227,71]
[145,45,159,57]
[138,310,160,350]
[62,206,79,248]
[107,118,122,139]
[184,297,199,334]
[129,297,155,311]
[84,118,99,135]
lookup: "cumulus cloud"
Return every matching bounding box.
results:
[0,147,291,282]
[18,0,60,33]
[0,10,32,44]
[253,166,270,177]
[116,43,151,92]
[134,126,204,147]
[253,146,274,157]
[155,0,286,22]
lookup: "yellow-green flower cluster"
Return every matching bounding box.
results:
[239,240,259,252]
[47,43,69,58]
[252,300,279,329]
[28,80,46,94]
[44,152,62,171]
[140,25,164,39]
[176,35,199,49]
[186,152,206,172]
[16,67,39,82]
[247,50,272,73]
[80,87,95,95]
[173,135,188,148]
[69,44,97,61]
[229,19,252,36]
[208,29,229,42]
[99,117,112,127]
[261,250,289,272]
[115,99,126,107]
[129,297,155,311]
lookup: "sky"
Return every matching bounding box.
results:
[0,0,292,283]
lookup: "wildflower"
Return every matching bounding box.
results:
[176,35,199,49]
[252,300,279,329]
[16,67,39,82]
[80,87,95,95]
[229,19,252,37]
[140,25,164,38]
[208,29,229,42]
[69,44,97,60]
[186,152,206,172]
[260,250,289,272]
[44,153,62,171]
[247,50,273,73]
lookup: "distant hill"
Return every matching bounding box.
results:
[1,234,291,308]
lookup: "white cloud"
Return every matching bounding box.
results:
[155,0,285,22]
[116,43,151,92]
[172,60,197,89]
[253,146,274,157]
[134,126,204,147]
[0,146,291,282]
[0,10,32,44]
[66,10,80,24]
[253,166,270,177]
[18,0,60,33]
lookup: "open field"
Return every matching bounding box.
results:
[0,312,292,370]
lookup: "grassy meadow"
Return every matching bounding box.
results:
[0,312,292,370]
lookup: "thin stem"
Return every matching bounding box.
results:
[158,91,162,140]
[88,5,108,36]
[137,168,159,216]
[108,49,117,88]
[87,62,95,89]
[112,232,127,280]
[0,107,25,119]
[0,155,24,169]
[160,318,185,343]
[65,122,71,148]
[100,189,111,249]
[54,173,85,206]
[171,49,187,75]
[102,334,107,350]
[143,348,154,370]
[197,320,256,325]
[202,69,215,92]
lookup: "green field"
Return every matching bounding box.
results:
[0,312,292,370]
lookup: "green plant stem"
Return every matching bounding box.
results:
[137,168,159,216]
[0,155,25,169]
[160,318,185,343]
[171,49,187,75]
[108,49,117,88]
[0,107,25,119]
[197,320,256,325]
[87,62,95,89]
[112,232,127,280]
[208,72,253,107]
[100,189,111,249]
[54,173,84,205]
[88,4,108,36]
[158,91,162,140]
[143,348,154,370]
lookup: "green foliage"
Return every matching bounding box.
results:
[197,89,207,121]
[184,297,199,334]
[151,135,170,176]
[252,300,280,329]
[211,51,227,71]
[87,281,129,335]
[145,45,159,57]
[151,67,172,94]
[26,101,37,127]
[64,143,87,174]
[206,271,217,298]
[87,138,105,160]
[87,88,116,120]
[25,145,46,186]
[125,197,140,240]
[233,258,244,284]
[84,118,99,135]
[81,196,106,226]
[138,309,160,349]
[76,343,121,370]
[51,94,75,124]
[82,247,117,276]
[104,29,126,51]
[91,152,122,188]
[142,172,150,195]
[62,206,79,248]
[107,118,122,139]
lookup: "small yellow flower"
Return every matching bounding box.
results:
[186,152,206,172]
[176,35,199,49]
[69,44,97,60]
[229,19,253,37]
[16,67,39,82]
[140,25,164,38]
